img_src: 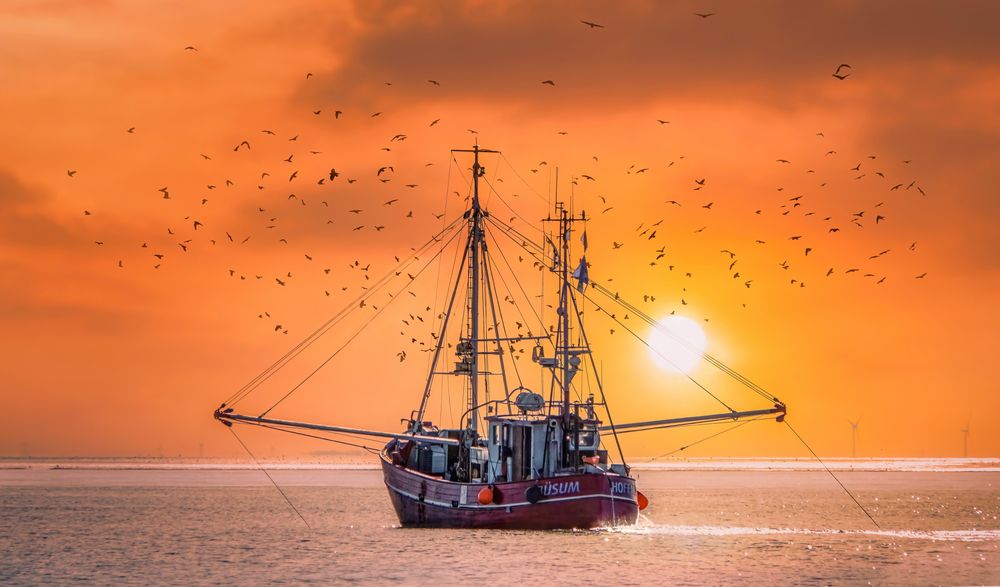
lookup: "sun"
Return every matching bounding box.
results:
[648,316,708,374]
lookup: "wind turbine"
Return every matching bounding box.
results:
[847,418,861,458]
[961,421,970,458]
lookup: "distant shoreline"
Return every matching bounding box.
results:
[1,457,997,473]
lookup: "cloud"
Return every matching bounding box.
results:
[0,170,80,248]
[301,0,1000,112]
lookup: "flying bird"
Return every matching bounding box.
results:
[580,20,604,28]
[693,12,715,18]
[541,80,556,86]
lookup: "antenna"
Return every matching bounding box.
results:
[847,418,860,458]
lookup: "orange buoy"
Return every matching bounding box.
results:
[477,486,494,505]
[636,490,649,511]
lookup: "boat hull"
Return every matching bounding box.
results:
[380,451,639,529]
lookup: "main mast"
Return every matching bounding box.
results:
[468,145,484,437]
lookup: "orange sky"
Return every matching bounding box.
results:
[1,0,998,460]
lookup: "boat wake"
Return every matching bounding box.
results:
[602,524,1000,542]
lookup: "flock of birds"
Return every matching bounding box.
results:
[70,12,930,362]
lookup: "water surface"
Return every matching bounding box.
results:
[2,464,997,585]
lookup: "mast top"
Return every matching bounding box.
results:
[452,145,498,214]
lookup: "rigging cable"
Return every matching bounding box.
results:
[429,156,460,424]
[485,214,738,413]
[483,223,555,351]
[227,426,311,530]
[784,419,881,529]
[578,288,737,412]
[486,211,775,405]
[252,422,381,454]
[499,152,554,208]
[566,288,628,468]
[647,418,757,461]
[260,223,467,417]
[486,213,783,414]
[482,174,545,237]
[591,282,780,405]
[225,215,466,409]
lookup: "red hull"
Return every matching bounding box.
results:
[380,450,639,529]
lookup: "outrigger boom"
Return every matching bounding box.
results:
[213,407,460,446]
[602,404,786,434]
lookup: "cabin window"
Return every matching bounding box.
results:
[510,426,532,481]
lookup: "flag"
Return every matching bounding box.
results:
[571,256,589,292]
[581,229,588,251]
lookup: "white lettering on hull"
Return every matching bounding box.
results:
[610,480,635,497]
[540,481,580,496]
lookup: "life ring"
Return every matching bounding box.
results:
[525,485,543,504]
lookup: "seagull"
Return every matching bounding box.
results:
[580,20,604,28]
[693,12,715,18]
[541,80,556,86]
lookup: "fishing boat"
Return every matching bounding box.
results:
[213,145,787,529]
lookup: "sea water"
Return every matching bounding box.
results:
[1,461,998,585]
